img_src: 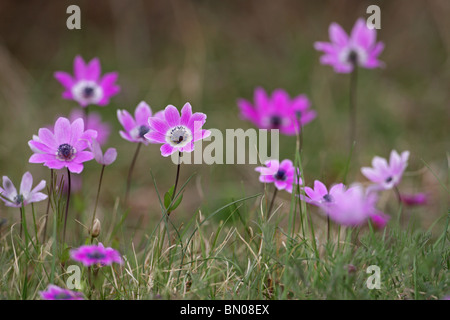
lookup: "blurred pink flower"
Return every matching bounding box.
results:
[117,101,158,145]
[361,150,409,190]
[322,185,389,227]
[69,109,111,146]
[255,159,301,193]
[0,172,47,208]
[400,192,427,207]
[28,117,97,174]
[303,180,345,206]
[238,87,316,135]
[56,169,82,194]
[90,139,117,166]
[40,285,84,300]
[54,55,120,107]
[70,243,123,267]
[145,103,211,157]
[314,18,384,73]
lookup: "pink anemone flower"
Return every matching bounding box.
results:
[238,87,316,135]
[28,117,97,174]
[314,18,384,73]
[54,55,120,107]
[70,243,123,267]
[322,185,389,228]
[302,180,346,206]
[255,159,301,193]
[90,139,117,166]
[40,285,84,300]
[145,103,211,157]
[361,150,410,190]
[117,101,161,145]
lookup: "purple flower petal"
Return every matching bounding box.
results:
[160,144,175,157]
[164,105,181,127]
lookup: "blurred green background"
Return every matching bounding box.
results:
[0,0,448,233]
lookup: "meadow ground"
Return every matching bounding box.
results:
[0,1,448,300]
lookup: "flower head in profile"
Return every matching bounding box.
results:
[238,88,316,135]
[255,159,301,193]
[69,109,111,146]
[70,243,123,267]
[361,150,409,190]
[54,55,120,107]
[322,185,389,228]
[117,101,159,145]
[302,180,345,206]
[28,117,97,174]
[0,172,47,208]
[40,285,84,300]
[90,139,117,166]
[145,103,211,157]
[314,18,384,73]
[399,192,427,207]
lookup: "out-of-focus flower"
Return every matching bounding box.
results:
[238,87,316,135]
[70,243,122,266]
[303,180,346,206]
[145,103,211,157]
[314,18,384,73]
[90,139,117,166]
[117,101,157,145]
[69,109,111,146]
[56,169,83,194]
[28,117,97,174]
[322,185,389,227]
[40,285,84,300]
[255,159,301,193]
[0,172,47,208]
[399,192,427,207]
[54,55,120,107]
[361,150,410,190]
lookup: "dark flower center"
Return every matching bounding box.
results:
[270,116,283,128]
[347,50,358,65]
[14,194,24,205]
[54,292,73,300]
[323,194,333,203]
[83,86,95,98]
[385,176,393,183]
[138,125,150,138]
[274,169,286,181]
[87,251,106,260]
[57,143,76,161]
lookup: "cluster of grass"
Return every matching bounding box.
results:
[0,141,448,300]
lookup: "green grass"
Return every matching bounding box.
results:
[0,144,448,300]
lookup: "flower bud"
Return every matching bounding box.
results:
[90,219,101,238]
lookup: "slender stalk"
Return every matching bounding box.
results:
[19,207,23,238]
[90,165,105,243]
[168,152,182,216]
[267,187,278,217]
[171,152,182,203]
[42,169,53,243]
[327,216,331,243]
[125,143,142,205]
[349,65,358,152]
[62,168,71,244]
[394,185,403,225]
